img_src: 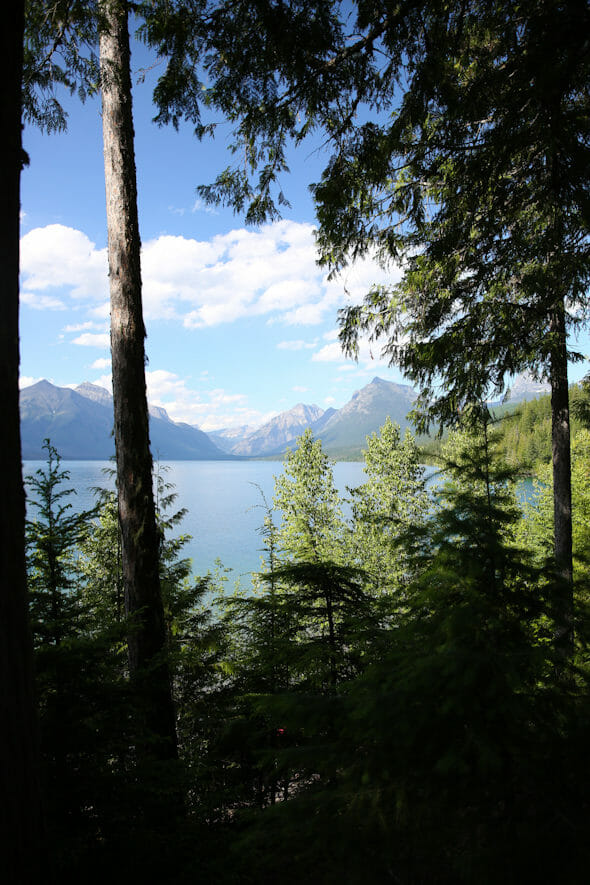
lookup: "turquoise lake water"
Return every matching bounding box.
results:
[23,460,370,585]
[23,460,532,588]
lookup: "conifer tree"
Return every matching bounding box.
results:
[349,418,429,595]
[150,0,589,653]
[25,441,97,646]
[98,0,177,763]
[274,428,347,566]
[332,413,577,883]
[1,1,42,877]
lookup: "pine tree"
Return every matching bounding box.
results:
[25,441,96,646]
[274,429,347,565]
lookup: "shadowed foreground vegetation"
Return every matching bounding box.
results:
[26,415,590,883]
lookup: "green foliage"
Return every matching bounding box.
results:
[273,428,347,564]
[348,417,429,594]
[25,439,97,645]
[495,396,553,471]
[219,410,590,884]
[25,443,133,871]
[518,429,590,584]
[23,0,100,132]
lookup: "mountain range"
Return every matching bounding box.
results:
[210,377,418,458]
[20,380,228,461]
[20,377,420,460]
[20,372,548,461]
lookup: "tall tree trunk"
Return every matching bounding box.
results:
[99,0,177,761]
[549,300,574,657]
[0,0,43,878]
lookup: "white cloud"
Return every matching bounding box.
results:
[19,221,404,335]
[312,327,394,369]
[21,291,66,310]
[64,321,102,333]
[89,301,110,320]
[92,373,113,392]
[20,224,108,301]
[292,385,308,393]
[143,369,272,430]
[73,332,110,348]
[312,341,346,363]
[191,198,218,215]
[90,357,111,369]
[277,338,318,351]
[19,375,45,388]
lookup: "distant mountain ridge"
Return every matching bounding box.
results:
[211,377,417,459]
[228,403,326,457]
[20,380,228,460]
[21,375,420,460]
[506,371,551,403]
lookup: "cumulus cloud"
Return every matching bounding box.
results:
[90,357,111,369]
[73,332,110,348]
[144,370,272,430]
[312,341,346,363]
[19,375,46,388]
[21,291,66,310]
[19,221,404,336]
[20,224,108,301]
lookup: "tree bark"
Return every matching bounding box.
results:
[549,300,574,656]
[99,0,177,761]
[0,0,43,878]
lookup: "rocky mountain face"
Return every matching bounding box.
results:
[21,376,419,460]
[229,403,325,457]
[20,380,228,460]
[506,371,551,403]
[311,377,416,457]
[213,377,417,458]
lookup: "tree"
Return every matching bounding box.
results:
[23,0,178,760]
[328,1,590,651]
[271,433,375,693]
[338,423,582,883]
[150,1,589,652]
[273,429,347,565]
[25,440,96,646]
[348,418,429,595]
[1,1,42,877]
[98,0,177,762]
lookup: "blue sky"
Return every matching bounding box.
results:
[19,35,406,432]
[19,35,588,431]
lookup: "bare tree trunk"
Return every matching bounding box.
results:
[99,0,177,761]
[0,0,43,878]
[549,301,574,657]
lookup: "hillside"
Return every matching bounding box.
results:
[209,377,418,459]
[315,377,416,457]
[21,376,421,461]
[20,381,229,460]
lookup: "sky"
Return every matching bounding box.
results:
[19,32,589,432]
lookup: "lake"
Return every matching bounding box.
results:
[23,460,372,586]
[23,459,534,587]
